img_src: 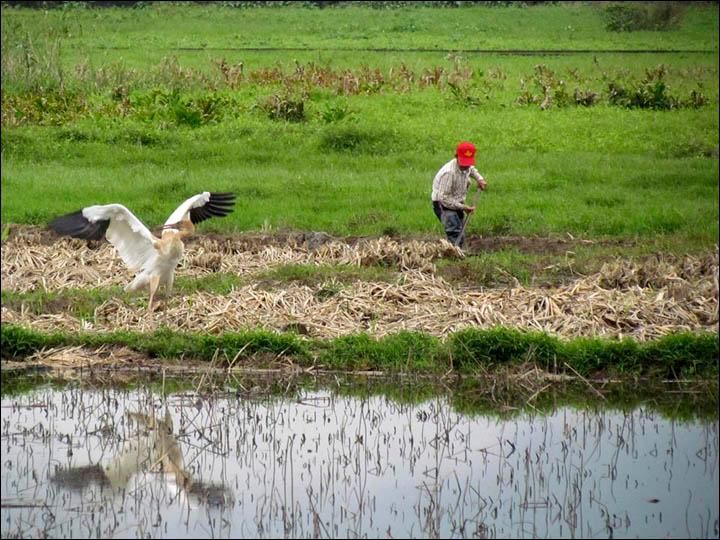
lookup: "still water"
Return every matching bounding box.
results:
[1,383,718,539]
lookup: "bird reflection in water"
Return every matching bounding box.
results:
[51,407,234,508]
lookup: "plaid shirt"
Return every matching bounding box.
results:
[431,158,484,211]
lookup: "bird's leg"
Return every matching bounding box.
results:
[148,275,160,312]
[160,276,174,325]
[165,274,174,300]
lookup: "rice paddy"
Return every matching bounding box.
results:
[1,380,717,539]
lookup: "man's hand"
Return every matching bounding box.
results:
[464,205,476,214]
[477,179,487,191]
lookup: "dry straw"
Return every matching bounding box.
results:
[2,227,717,341]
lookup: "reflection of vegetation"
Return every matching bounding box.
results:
[0,368,65,397]
[332,374,441,407]
[450,377,719,422]
[331,371,718,422]
[1,368,716,422]
[2,323,717,378]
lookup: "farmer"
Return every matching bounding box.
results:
[431,141,487,247]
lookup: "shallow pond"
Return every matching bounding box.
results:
[1,379,718,539]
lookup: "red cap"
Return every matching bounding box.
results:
[456,141,476,167]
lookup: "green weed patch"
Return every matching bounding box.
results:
[314,331,442,371]
[1,288,127,319]
[603,2,688,33]
[255,263,396,289]
[3,323,716,379]
[2,60,714,127]
[448,327,718,378]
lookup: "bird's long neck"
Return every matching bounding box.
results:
[157,229,185,256]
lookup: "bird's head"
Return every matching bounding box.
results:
[161,219,194,238]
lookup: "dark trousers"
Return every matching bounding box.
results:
[432,201,465,247]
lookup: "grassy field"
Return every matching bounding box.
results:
[2,3,718,249]
[1,2,718,374]
[2,3,718,60]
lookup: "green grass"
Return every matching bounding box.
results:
[2,106,717,243]
[1,4,717,66]
[1,287,129,319]
[255,263,397,288]
[2,322,717,380]
[174,272,245,294]
[2,5,717,251]
[436,249,553,287]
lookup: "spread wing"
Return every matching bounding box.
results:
[163,192,236,226]
[104,431,151,490]
[49,204,157,272]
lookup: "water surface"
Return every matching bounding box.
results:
[1,382,717,539]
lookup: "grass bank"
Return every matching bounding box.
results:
[2,3,717,68]
[2,323,717,379]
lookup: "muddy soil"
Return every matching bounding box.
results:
[7,224,632,255]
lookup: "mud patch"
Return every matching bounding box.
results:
[3,225,632,256]
[1,295,76,316]
[465,234,634,255]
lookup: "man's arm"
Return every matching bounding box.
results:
[470,167,487,190]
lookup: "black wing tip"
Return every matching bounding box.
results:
[49,209,82,222]
[189,192,237,224]
[49,210,84,233]
[208,192,236,202]
[49,210,109,241]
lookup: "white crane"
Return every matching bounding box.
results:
[49,192,236,311]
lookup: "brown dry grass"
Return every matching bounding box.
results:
[2,226,717,341]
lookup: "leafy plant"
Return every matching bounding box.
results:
[607,65,681,109]
[258,92,307,122]
[604,2,688,32]
[320,100,353,123]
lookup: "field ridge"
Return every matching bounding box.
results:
[2,226,716,342]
